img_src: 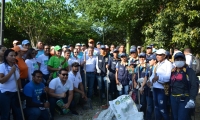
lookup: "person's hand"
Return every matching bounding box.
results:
[82,61,86,65]
[147,80,152,87]
[11,65,16,73]
[185,100,195,108]
[63,103,70,109]
[44,87,48,93]
[152,75,159,83]
[116,80,120,85]
[139,87,144,94]
[61,58,67,65]
[134,81,138,89]
[44,102,50,108]
[59,93,66,98]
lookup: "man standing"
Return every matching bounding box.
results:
[36,41,44,58]
[23,70,50,120]
[48,45,68,78]
[13,40,20,47]
[48,68,77,119]
[22,39,31,49]
[81,47,96,98]
[108,49,120,99]
[68,62,87,109]
[96,45,109,102]
[149,49,172,120]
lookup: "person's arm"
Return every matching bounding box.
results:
[187,68,198,100]
[157,62,172,83]
[26,96,44,107]
[25,60,32,81]
[63,90,73,109]
[48,88,66,98]
[96,56,101,73]
[0,65,16,84]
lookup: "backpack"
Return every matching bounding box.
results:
[191,55,200,75]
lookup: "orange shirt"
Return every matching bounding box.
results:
[16,57,28,79]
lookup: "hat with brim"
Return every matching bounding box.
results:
[137,46,141,49]
[13,40,19,44]
[100,45,105,49]
[147,54,157,61]
[146,45,152,49]
[139,52,146,57]
[113,49,119,53]
[130,49,137,53]
[54,45,62,51]
[88,39,94,43]
[120,53,127,57]
[156,49,166,55]
[174,52,185,60]
[22,40,30,45]
[12,45,28,52]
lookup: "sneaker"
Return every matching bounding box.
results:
[56,99,64,108]
[55,108,62,115]
[71,110,79,115]
[62,108,70,114]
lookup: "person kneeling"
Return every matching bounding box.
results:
[23,70,50,120]
[48,68,78,119]
[68,62,87,109]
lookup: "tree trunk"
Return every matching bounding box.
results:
[126,21,131,54]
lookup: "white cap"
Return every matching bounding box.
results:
[62,45,67,49]
[156,49,166,55]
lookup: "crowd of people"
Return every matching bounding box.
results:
[0,38,199,120]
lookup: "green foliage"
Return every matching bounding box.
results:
[143,0,200,53]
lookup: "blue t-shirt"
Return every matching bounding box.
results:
[36,50,44,58]
[24,81,45,104]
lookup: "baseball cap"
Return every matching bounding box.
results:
[156,49,166,55]
[54,45,62,51]
[22,40,30,45]
[100,45,105,49]
[113,49,119,53]
[120,53,127,57]
[62,45,68,49]
[96,41,101,45]
[76,43,81,46]
[130,49,137,53]
[139,52,146,57]
[81,43,86,46]
[33,47,39,51]
[88,39,94,43]
[146,45,152,49]
[12,45,28,52]
[13,40,19,44]
[105,45,109,49]
[174,52,185,60]
[148,54,157,60]
[137,46,142,49]
[72,62,80,67]
[131,45,136,49]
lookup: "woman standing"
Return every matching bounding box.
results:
[0,49,22,120]
[116,53,129,95]
[170,52,197,120]
[25,48,39,81]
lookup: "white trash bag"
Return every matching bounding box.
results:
[109,95,143,120]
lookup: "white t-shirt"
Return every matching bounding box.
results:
[83,55,96,72]
[25,58,39,81]
[0,63,20,93]
[37,54,49,75]
[49,77,73,94]
[68,71,82,88]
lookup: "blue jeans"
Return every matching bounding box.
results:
[118,85,129,95]
[0,92,22,120]
[146,95,154,120]
[96,75,110,93]
[170,95,189,120]
[153,88,169,120]
[24,107,50,120]
[86,72,95,98]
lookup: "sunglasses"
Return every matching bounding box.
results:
[74,52,78,53]
[61,74,68,76]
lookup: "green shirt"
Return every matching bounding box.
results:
[48,56,68,78]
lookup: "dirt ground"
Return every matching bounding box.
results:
[55,92,200,120]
